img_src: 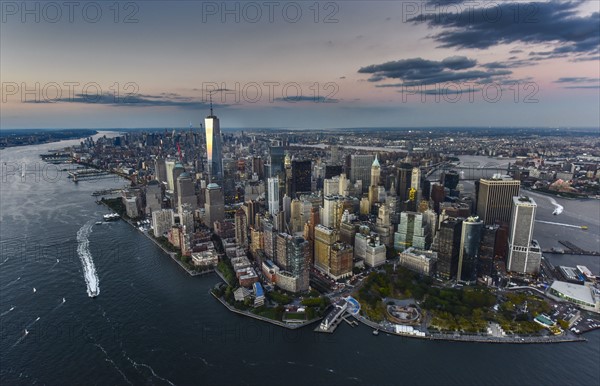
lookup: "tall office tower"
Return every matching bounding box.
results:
[368,155,381,207]
[350,154,375,192]
[282,194,292,225]
[204,183,224,229]
[339,173,349,196]
[165,159,177,191]
[314,225,339,274]
[251,156,264,180]
[457,216,483,283]
[145,180,163,215]
[396,163,413,202]
[371,154,381,186]
[276,233,289,268]
[329,242,354,279]
[172,162,185,202]
[235,208,248,249]
[289,160,312,198]
[180,204,195,236]
[176,172,196,213]
[154,157,167,184]
[242,200,259,228]
[476,176,520,226]
[430,183,446,213]
[323,176,340,196]
[374,204,393,248]
[386,182,400,224]
[423,209,438,241]
[411,167,422,203]
[363,235,386,268]
[330,145,340,164]
[269,141,285,179]
[434,217,463,280]
[304,207,320,263]
[507,196,542,274]
[442,170,460,190]
[152,209,175,238]
[290,199,303,233]
[267,177,280,215]
[359,197,371,215]
[325,164,343,179]
[261,218,275,260]
[222,157,237,204]
[478,225,498,277]
[322,195,342,229]
[339,211,357,246]
[204,107,223,183]
[394,211,431,251]
[285,236,311,292]
[274,210,285,232]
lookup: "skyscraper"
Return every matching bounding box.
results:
[204,183,224,229]
[235,208,248,249]
[289,160,312,198]
[435,217,463,280]
[507,196,542,274]
[165,159,176,192]
[396,163,413,202]
[350,154,374,192]
[205,107,223,183]
[477,176,520,225]
[176,172,196,213]
[267,177,280,215]
[368,155,381,207]
[457,216,483,283]
[286,236,311,292]
[394,211,431,251]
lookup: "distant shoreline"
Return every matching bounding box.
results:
[0,129,98,149]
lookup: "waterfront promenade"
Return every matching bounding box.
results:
[211,290,322,330]
[99,200,211,277]
[354,315,586,344]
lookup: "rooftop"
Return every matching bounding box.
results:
[550,281,595,305]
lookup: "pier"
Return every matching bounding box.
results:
[68,169,111,182]
[543,240,600,256]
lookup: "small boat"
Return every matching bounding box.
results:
[373,329,379,336]
[24,329,29,335]
[95,221,103,225]
[581,226,588,230]
[33,287,36,293]
[62,298,66,303]
[90,290,98,298]
[103,213,120,221]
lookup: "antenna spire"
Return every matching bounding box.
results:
[209,92,214,116]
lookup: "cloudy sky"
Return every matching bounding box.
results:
[1,0,599,129]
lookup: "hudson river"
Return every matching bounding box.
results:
[1,135,599,385]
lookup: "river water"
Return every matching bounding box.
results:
[1,137,599,385]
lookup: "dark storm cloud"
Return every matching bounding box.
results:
[358,56,510,87]
[410,1,600,59]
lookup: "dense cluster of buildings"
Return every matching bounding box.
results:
[65,115,599,310]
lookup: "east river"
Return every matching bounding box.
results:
[1,137,599,385]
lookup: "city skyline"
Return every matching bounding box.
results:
[1,0,599,129]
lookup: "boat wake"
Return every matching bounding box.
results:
[77,221,100,298]
[0,306,15,317]
[2,276,21,289]
[123,351,176,386]
[549,197,564,215]
[0,257,9,266]
[95,344,133,386]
